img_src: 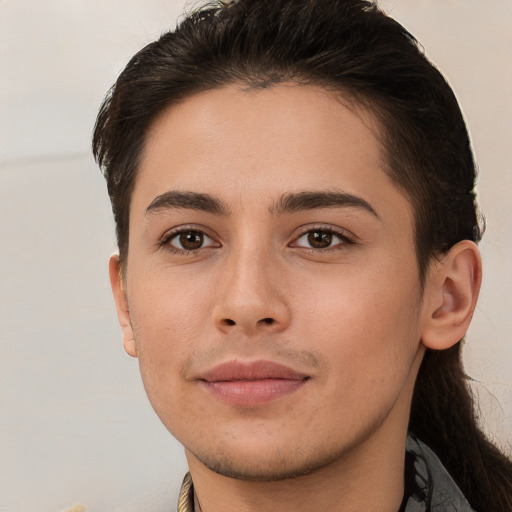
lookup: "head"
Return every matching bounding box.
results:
[93,0,482,282]
[93,0,485,491]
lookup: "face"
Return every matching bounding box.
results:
[113,84,429,481]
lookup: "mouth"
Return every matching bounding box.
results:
[199,360,310,406]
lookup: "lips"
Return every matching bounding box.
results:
[199,360,309,406]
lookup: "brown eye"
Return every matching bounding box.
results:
[291,228,350,250]
[168,230,215,251]
[307,231,333,249]
[179,231,203,250]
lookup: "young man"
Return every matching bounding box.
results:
[93,1,512,510]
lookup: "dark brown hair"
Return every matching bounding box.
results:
[93,0,512,508]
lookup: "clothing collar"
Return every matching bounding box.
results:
[177,472,196,512]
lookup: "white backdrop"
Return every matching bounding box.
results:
[1,1,511,511]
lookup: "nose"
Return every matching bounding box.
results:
[212,247,292,336]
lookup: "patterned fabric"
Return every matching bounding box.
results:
[177,473,195,512]
[402,435,477,512]
[177,434,476,512]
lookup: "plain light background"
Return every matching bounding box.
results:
[1,1,511,511]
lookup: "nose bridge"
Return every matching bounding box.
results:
[212,234,290,334]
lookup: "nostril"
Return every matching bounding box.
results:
[219,317,275,328]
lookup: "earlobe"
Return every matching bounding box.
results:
[109,254,138,358]
[421,241,482,351]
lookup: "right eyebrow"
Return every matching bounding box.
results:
[145,191,230,216]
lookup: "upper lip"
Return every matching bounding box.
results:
[199,360,309,382]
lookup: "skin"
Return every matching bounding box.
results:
[110,84,481,512]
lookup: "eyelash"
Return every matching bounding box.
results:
[159,225,356,255]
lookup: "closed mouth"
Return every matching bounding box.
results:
[199,359,309,406]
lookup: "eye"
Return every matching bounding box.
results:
[166,229,218,252]
[292,229,351,250]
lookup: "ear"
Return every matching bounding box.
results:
[421,240,482,350]
[109,254,138,358]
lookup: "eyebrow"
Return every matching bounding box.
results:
[270,191,380,219]
[145,191,229,216]
[145,189,379,219]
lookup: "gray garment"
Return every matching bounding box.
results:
[405,435,477,512]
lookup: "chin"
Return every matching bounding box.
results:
[184,424,374,483]
[191,448,340,482]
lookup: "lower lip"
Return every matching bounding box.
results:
[202,378,307,406]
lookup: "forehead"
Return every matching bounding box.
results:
[134,84,412,225]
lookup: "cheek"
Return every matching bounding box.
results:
[295,265,421,378]
[129,281,206,427]
[128,274,213,377]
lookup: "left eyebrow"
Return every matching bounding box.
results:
[270,191,380,219]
